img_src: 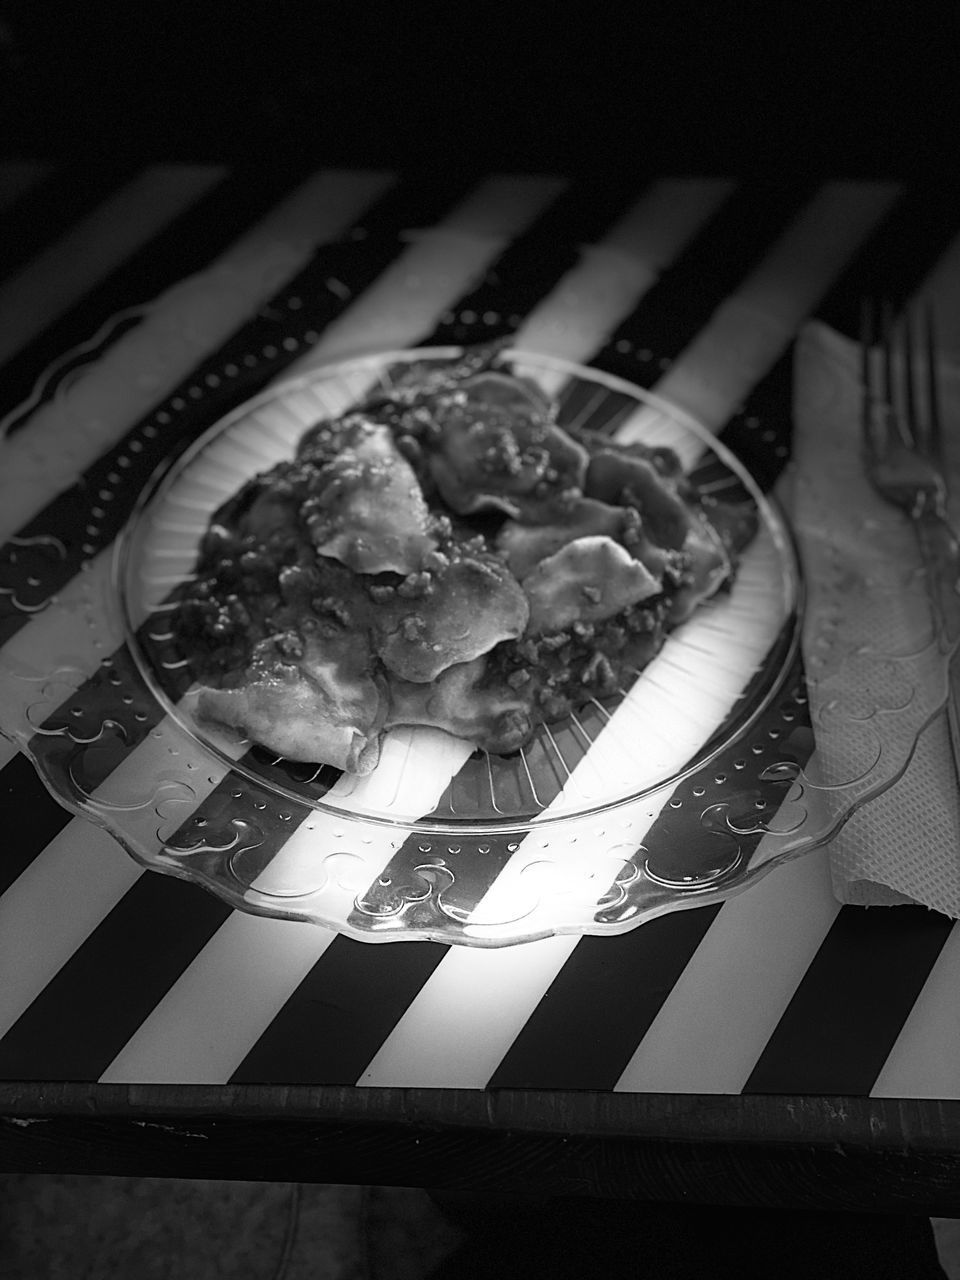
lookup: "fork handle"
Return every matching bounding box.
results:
[916,510,960,646]
[916,510,960,778]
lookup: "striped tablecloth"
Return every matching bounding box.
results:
[1,161,960,1100]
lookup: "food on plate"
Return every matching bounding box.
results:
[172,345,757,773]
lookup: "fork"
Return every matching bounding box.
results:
[860,297,960,769]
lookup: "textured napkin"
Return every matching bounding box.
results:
[788,320,960,915]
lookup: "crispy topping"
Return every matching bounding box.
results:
[174,348,754,771]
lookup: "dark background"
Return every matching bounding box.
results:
[1,2,958,177]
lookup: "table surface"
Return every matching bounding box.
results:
[2,161,960,1212]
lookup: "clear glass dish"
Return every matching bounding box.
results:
[1,347,946,946]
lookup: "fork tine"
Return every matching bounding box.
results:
[902,305,919,442]
[860,296,877,457]
[881,299,895,409]
[879,299,914,450]
[924,303,943,463]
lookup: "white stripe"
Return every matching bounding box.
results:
[515,178,734,389]
[0,550,126,747]
[0,168,396,540]
[359,182,895,1090]
[870,923,960,1099]
[359,934,581,1088]
[288,174,568,367]
[652,181,901,430]
[614,849,839,1093]
[99,914,340,1084]
[0,161,48,210]
[0,165,226,369]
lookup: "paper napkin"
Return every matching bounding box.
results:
[788,320,960,915]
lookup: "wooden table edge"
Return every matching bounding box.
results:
[3,1084,960,1213]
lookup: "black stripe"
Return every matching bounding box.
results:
[26,643,170,791]
[347,831,525,930]
[1,161,314,422]
[0,873,232,1082]
[590,179,820,385]
[156,760,335,867]
[488,905,722,1089]
[537,179,813,436]
[230,934,448,1084]
[743,905,955,1096]
[815,180,960,338]
[717,348,795,490]
[0,162,140,282]
[0,165,48,217]
[419,175,658,345]
[0,754,73,895]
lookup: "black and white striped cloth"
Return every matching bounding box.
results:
[1,161,959,1097]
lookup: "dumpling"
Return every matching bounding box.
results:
[585,450,692,549]
[427,395,589,521]
[302,421,435,575]
[386,656,533,755]
[196,634,388,774]
[496,496,636,580]
[669,510,733,623]
[375,553,529,682]
[521,536,661,634]
[201,469,297,549]
[456,370,552,416]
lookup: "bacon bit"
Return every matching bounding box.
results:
[276,631,304,660]
[422,549,451,573]
[400,614,425,641]
[316,477,345,506]
[581,651,616,690]
[397,570,433,599]
[312,595,352,627]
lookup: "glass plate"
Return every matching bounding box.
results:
[0,347,946,946]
